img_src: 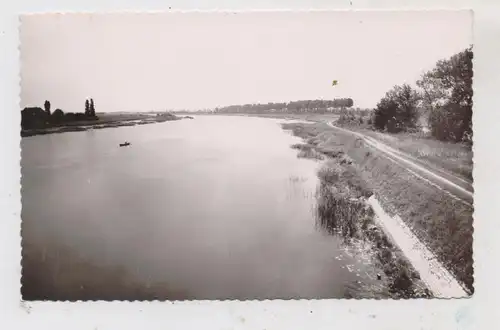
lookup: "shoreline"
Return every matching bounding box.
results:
[21,114,193,137]
[290,135,431,298]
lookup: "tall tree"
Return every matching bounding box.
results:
[417,47,473,142]
[44,100,51,116]
[90,99,95,116]
[85,99,90,116]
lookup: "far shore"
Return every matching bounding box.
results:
[174,111,341,123]
[21,112,194,137]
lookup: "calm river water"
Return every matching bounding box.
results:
[21,115,384,299]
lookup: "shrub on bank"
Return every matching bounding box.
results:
[335,109,372,129]
[373,84,420,133]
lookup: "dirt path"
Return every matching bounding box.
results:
[326,123,473,207]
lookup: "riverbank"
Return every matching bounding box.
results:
[282,121,473,296]
[313,158,431,298]
[21,112,191,137]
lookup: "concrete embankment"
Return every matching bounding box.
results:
[368,196,469,298]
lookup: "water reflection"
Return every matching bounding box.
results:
[22,239,191,301]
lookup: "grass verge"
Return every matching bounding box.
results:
[334,121,473,182]
[364,129,472,182]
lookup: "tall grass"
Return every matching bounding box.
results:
[313,163,430,298]
[290,143,324,160]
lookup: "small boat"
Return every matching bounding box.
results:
[119,142,131,147]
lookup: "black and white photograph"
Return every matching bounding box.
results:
[20,10,474,301]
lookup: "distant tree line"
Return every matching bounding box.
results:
[214,98,354,114]
[372,47,473,143]
[21,98,98,130]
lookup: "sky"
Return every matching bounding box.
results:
[20,11,473,112]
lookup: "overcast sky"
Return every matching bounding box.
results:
[20,11,472,112]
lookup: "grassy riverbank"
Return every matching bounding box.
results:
[21,112,190,137]
[282,121,473,294]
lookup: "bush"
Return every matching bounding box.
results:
[51,109,65,123]
[373,84,420,133]
[21,107,50,129]
[373,98,396,131]
[429,102,472,143]
[64,112,77,121]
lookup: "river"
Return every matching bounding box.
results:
[21,115,385,300]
